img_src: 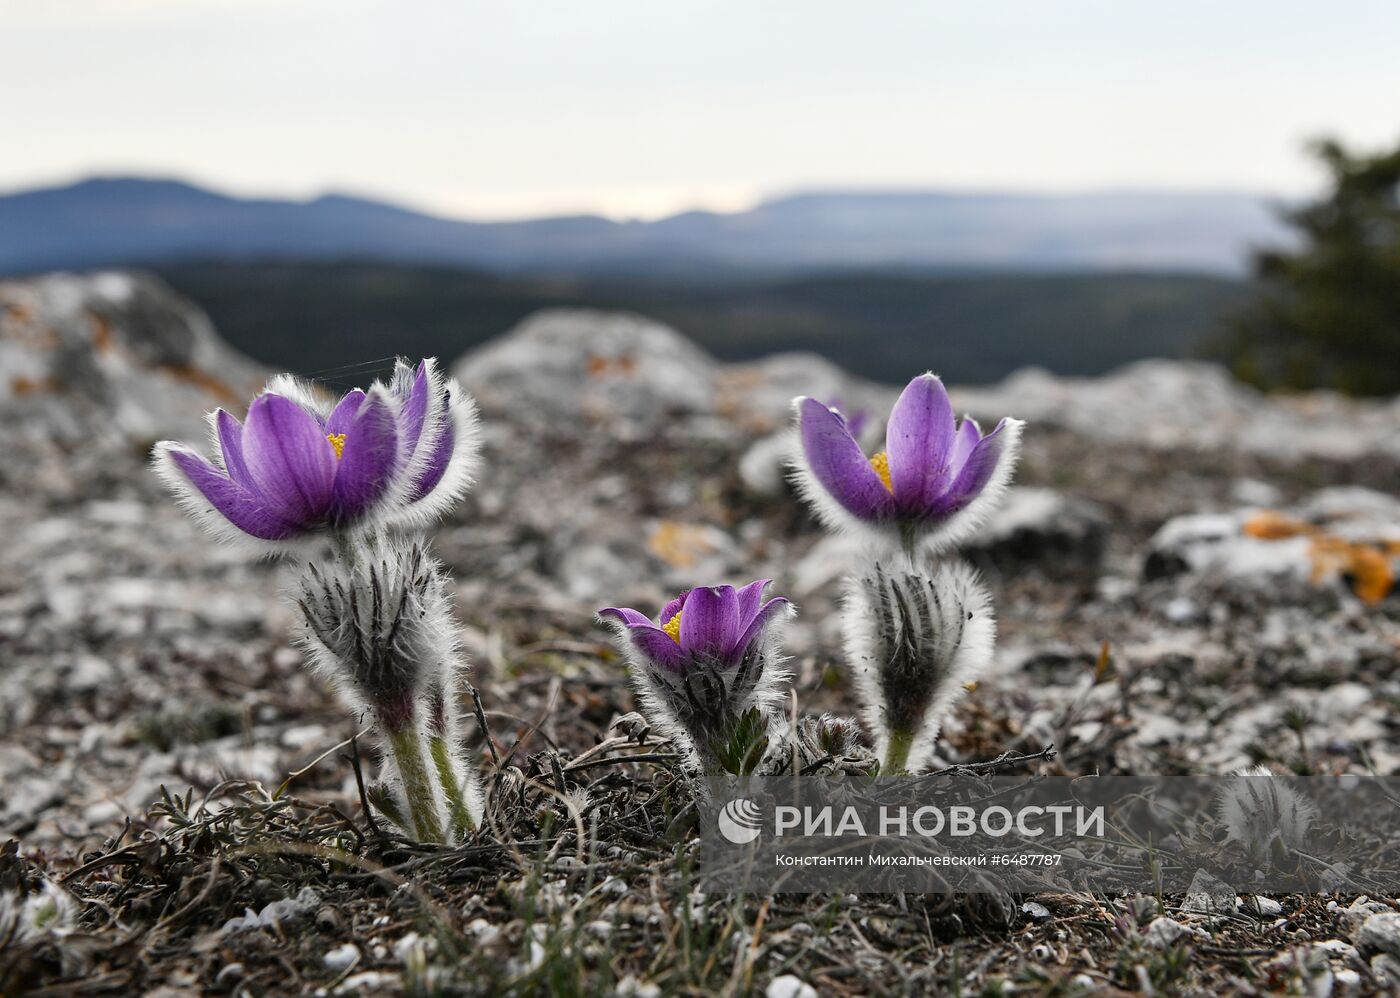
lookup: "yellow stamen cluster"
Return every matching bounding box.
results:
[870,450,893,492]
[327,433,347,459]
[662,611,683,643]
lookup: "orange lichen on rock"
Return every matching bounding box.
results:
[1306,535,1394,604]
[157,364,243,405]
[1244,510,1394,604]
[647,520,717,569]
[10,376,61,396]
[89,312,113,354]
[585,354,639,378]
[1243,510,1315,540]
[1341,544,1394,604]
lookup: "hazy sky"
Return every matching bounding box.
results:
[2,0,1397,219]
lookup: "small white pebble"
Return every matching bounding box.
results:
[466,917,502,948]
[394,932,432,962]
[766,974,818,998]
[323,944,359,973]
[614,976,662,998]
[1318,939,1359,960]
[334,971,398,995]
[1241,896,1283,917]
[600,877,628,897]
[1021,901,1052,922]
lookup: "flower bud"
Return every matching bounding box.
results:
[1215,767,1318,862]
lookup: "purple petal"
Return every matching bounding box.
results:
[168,448,299,540]
[409,395,453,500]
[933,418,1011,515]
[885,373,955,512]
[731,597,792,658]
[949,417,982,474]
[215,409,253,488]
[797,397,895,522]
[242,393,337,525]
[679,586,738,657]
[659,591,688,627]
[734,579,771,630]
[624,624,687,671]
[324,389,367,438]
[330,392,399,523]
[825,398,868,440]
[598,606,653,629]
[399,362,432,455]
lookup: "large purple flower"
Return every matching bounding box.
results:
[792,373,1023,553]
[599,580,792,673]
[153,357,479,546]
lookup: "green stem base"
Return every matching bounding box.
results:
[429,734,476,839]
[883,729,915,776]
[387,728,446,844]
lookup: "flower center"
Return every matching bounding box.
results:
[327,433,346,460]
[870,450,893,493]
[662,611,683,643]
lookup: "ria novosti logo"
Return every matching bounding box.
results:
[717,798,764,844]
[715,798,1106,843]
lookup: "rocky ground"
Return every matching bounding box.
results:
[1,273,1398,996]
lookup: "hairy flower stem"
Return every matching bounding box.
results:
[883,729,915,776]
[387,728,445,844]
[428,734,475,838]
[899,524,919,567]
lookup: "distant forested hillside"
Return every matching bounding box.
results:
[2,177,1285,275]
[153,261,1248,385]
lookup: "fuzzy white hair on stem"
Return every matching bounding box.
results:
[295,535,482,839]
[295,536,450,724]
[1215,767,1319,860]
[841,558,995,774]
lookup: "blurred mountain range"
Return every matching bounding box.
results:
[0,177,1289,277]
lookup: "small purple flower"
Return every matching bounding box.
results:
[599,581,795,779]
[793,373,1023,553]
[599,580,791,674]
[381,358,481,529]
[153,358,479,546]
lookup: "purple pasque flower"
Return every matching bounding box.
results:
[793,372,1023,554]
[152,357,479,547]
[154,384,402,544]
[599,581,795,776]
[599,580,792,675]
